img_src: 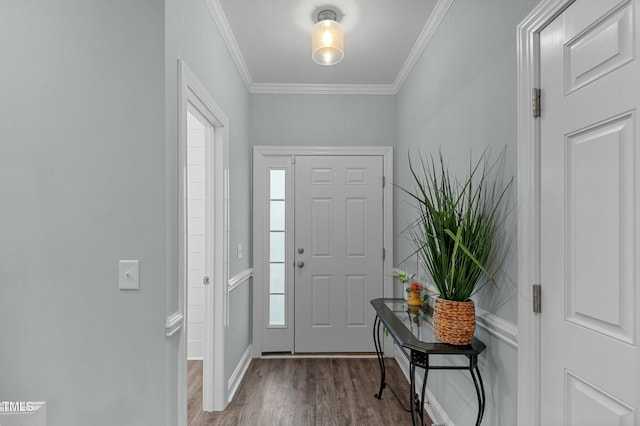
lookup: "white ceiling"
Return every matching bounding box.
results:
[215,0,444,93]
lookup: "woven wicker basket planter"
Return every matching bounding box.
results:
[433,298,476,345]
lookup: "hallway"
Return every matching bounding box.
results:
[188,358,432,425]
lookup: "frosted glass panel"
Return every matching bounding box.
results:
[270,201,285,231]
[268,169,286,327]
[269,294,285,326]
[270,170,285,200]
[270,232,285,262]
[270,263,285,294]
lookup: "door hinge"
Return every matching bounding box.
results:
[532,88,541,118]
[382,248,386,260]
[532,284,541,313]
[382,176,386,188]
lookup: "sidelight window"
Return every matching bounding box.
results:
[268,169,286,326]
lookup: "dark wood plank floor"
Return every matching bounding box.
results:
[188,358,432,426]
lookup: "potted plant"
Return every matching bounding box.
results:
[400,149,511,345]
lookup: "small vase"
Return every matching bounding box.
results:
[406,290,423,307]
[433,297,475,345]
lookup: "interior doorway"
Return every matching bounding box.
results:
[186,111,208,361]
[185,109,210,422]
[177,60,230,426]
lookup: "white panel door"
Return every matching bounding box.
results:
[540,1,639,424]
[294,156,384,353]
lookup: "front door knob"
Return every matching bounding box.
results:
[297,261,305,268]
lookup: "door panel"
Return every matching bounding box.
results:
[540,0,639,423]
[294,156,383,353]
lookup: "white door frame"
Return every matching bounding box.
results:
[516,1,575,424]
[252,146,394,357]
[177,60,230,422]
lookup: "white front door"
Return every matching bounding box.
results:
[294,156,384,353]
[540,0,639,423]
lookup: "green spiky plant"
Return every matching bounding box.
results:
[400,149,512,302]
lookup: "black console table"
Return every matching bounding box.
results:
[371,298,486,426]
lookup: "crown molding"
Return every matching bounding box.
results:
[393,0,455,92]
[250,83,397,95]
[206,0,454,95]
[205,0,253,91]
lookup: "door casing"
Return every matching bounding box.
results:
[516,1,576,424]
[252,146,394,357]
[177,60,230,422]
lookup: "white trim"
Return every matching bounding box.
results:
[253,146,394,357]
[228,268,252,292]
[475,307,518,349]
[250,83,396,96]
[516,1,573,425]
[177,60,231,424]
[165,312,184,337]
[204,0,454,95]
[394,351,454,426]
[254,146,393,157]
[261,354,378,359]
[227,344,253,403]
[204,0,253,91]
[394,0,455,92]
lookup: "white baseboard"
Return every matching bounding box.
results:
[227,344,253,403]
[394,349,455,426]
[261,354,378,359]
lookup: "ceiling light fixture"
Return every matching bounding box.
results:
[311,9,344,66]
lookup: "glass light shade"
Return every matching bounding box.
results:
[312,20,344,65]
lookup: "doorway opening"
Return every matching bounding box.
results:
[177,60,230,426]
[186,109,209,423]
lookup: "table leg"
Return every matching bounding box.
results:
[419,365,429,426]
[470,363,486,425]
[373,315,386,399]
[410,361,417,426]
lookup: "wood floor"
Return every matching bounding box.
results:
[188,358,432,426]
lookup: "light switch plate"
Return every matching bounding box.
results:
[119,260,140,290]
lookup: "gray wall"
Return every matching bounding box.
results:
[250,94,396,147]
[1,0,540,423]
[0,1,167,425]
[395,0,538,423]
[0,1,253,425]
[165,0,252,421]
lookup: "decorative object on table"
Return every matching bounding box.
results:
[393,271,414,301]
[394,272,428,307]
[406,281,425,307]
[399,149,512,345]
